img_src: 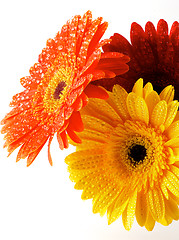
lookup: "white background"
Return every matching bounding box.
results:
[0,0,179,239]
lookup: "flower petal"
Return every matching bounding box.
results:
[145,90,160,118]
[151,100,167,127]
[132,78,143,98]
[127,92,149,125]
[122,189,137,230]
[147,187,165,221]
[145,211,155,231]
[160,85,175,103]
[112,84,130,121]
[135,190,148,227]
[164,101,179,129]
[163,170,179,198]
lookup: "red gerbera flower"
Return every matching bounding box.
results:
[94,19,179,99]
[1,11,129,166]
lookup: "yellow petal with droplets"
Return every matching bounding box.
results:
[170,165,179,179]
[107,199,128,225]
[164,138,179,148]
[145,91,160,117]
[165,120,179,139]
[147,188,165,221]
[164,101,179,129]
[112,84,130,121]
[135,190,148,227]
[151,100,167,127]
[160,85,174,103]
[161,181,169,199]
[122,189,137,230]
[143,82,153,99]
[164,170,179,198]
[81,98,122,126]
[145,211,155,231]
[67,153,105,171]
[127,92,149,125]
[82,115,113,133]
[132,78,143,97]
[92,184,119,214]
[115,187,131,208]
[76,128,109,145]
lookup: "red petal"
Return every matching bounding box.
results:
[103,33,132,56]
[130,22,155,68]
[157,19,169,62]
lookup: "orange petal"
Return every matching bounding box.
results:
[48,135,54,166]
[69,111,84,132]
[66,128,82,144]
[84,84,109,99]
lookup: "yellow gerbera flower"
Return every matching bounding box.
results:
[65,78,179,231]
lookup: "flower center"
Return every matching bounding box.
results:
[42,66,73,113]
[128,144,147,165]
[53,81,67,99]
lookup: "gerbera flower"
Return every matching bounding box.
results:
[65,78,179,231]
[93,19,179,99]
[1,11,129,166]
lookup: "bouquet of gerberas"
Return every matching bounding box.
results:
[1,11,179,231]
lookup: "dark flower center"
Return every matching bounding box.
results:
[128,144,147,165]
[53,81,67,99]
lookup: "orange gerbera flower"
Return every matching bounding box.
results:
[94,19,179,99]
[1,11,129,166]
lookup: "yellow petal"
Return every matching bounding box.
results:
[135,190,148,227]
[164,101,179,129]
[165,197,179,220]
[82,115,113,133]
[92,183,119,214]
[107,199,128,225]
[145,91,160,118]
[115,187,131,208]
[159,215,173,226]
[164,170,179,198]
[164,138,179,148]
[77,128,109,144]
[132,78,143,98]
[143,82,153,99]
[147,188,165,221]
[65,148,104,163]
[170,165,179,179]
[127,92,149,125]
[122,189,138,230]
[145,211,155,231]
[160,181,169,199]
[165,120,179,139]
[159,85,174,103]
[151,100,167,127]
[174,111,179,121]
[81,98,122,126]
[112,84,130,121]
